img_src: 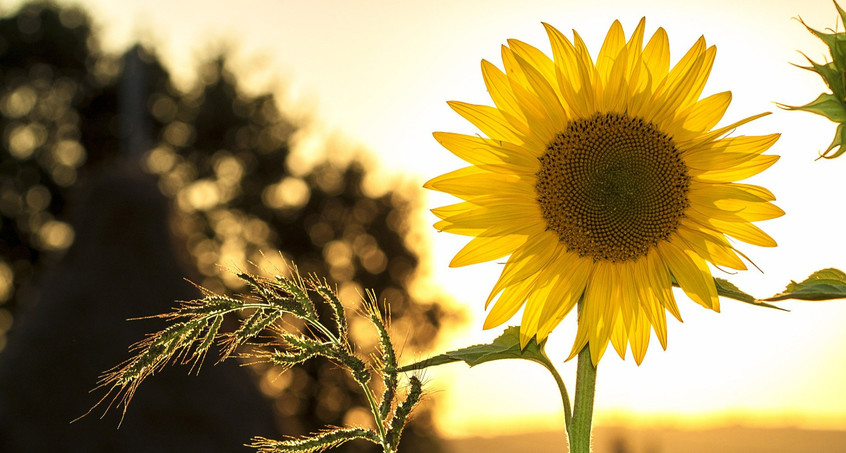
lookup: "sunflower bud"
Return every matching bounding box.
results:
[787,1,846,158]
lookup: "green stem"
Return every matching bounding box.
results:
[238,303,341,344]
[567,344,597,453]
[536,353,572,428]
[302,307,388,451]
[360,382,392,452]
[305,316,341,344]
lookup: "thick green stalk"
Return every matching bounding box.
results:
[567,344,597,453]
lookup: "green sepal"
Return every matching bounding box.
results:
[784,92,846,122]
[794,57,839,93]
[789,2,846,158]
[396,326,546,372]
[821,123,846,159]
[763,268,846,301]
[800,15,846,66]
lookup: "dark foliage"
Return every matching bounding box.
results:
[0,2,445,452]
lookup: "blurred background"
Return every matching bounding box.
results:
[0,1,844,452]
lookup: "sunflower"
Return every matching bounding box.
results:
[425,19,782,365]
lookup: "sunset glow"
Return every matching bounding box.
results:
[19,0,846,439]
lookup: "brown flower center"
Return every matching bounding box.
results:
[535,112,690,262]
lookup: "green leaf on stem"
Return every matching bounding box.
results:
[670,276,785,310]
[396,326,545,372]
[763,268,846,301]
[713,278,787,311]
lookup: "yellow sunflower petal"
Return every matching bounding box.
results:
[519,271,560,347]
[714,200,784,222]
[662,36,706,88]
[678,112,771,148]
[438,202,540,230]
[450,234,528,267]
[645,248,682,322]
[507,38,558,90]
[629,307,651,365]
[503,60,562,141]
[700,217,778,247]
[634,260,668,350]
[689,186,784,222]
[601,44,633,112]
[650,47,715,126]
[536,253,593,339]
[423,166,533,200]
[596,20,627,82]
[680,91,732,133]
[694,154,780,182]
[431,200,477,221]
[486,231,562,305]
[730,183,776,201]
[657,240,719,310]
[543,22,593,117]
[676,225,747,270]
[642,27,670,87]
[432,132,540,169]
[624,17,647,65]
[571,30,599,112]
[689,180,776,204]
[617,261,641,332]
[571,262,619,364]
[610,315,629,360]
[481,60,527,123]
[447,101,524,144]
[511,51,568,127]
[436,212,547,238]
[683,134,780,170]
[484,274,537,329]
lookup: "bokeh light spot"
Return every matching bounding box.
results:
[37,220,74,251]
[179,179,220,211]
[0,261,13,303]
[213,153,244,185]
[53,139,86,167]
[163,121,193,147]
[50,165,76,187]
[24,185,50,211]
[261,176,310,209]
[144,146,178,174]
[7,123,46,159]
[1,86,37,118]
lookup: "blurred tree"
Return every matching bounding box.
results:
[0,2,446,452]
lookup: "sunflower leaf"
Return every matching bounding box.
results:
[395,326,545,372]
[670,276,785,310]
[762,268,846,301]
[713,278,787,311]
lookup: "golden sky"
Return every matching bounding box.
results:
[16,0,846,438]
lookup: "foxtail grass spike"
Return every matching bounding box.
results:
[90,265,422,453]
[249,427,380,453]
[387,376,423,450]
[363,290,398,420]
[315,283,348,343]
